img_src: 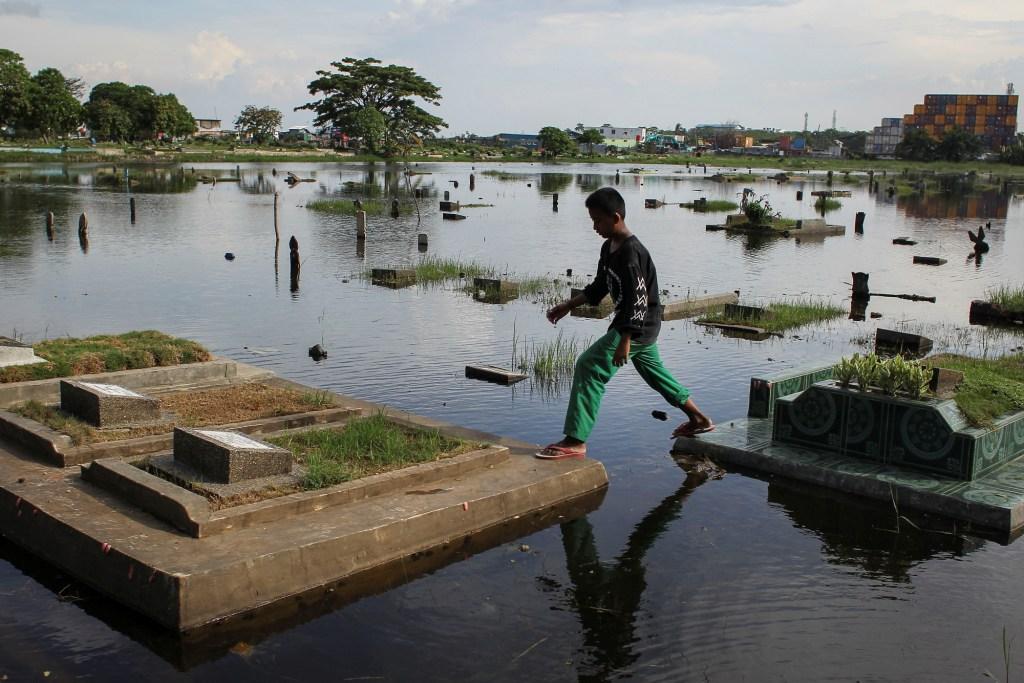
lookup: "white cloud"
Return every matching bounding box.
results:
[188,31,247,82]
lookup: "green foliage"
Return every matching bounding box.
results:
[234,104,283,143]
[1000,134,1024,165]
[986,284,1024,312]
[84,81,194,141]
[833,356,858,387]
[306,198,409,216]
[297,57,447,155]
[895,127,937,161]
[741,193,780,224]
[538,126,575,157]
[814,197,842,211]
[700,298,843,333]
[835,354,932,400]
[353,105,386,154]
[0,49,31,130]
[515,329,590,384]
[23,67,82,140]
[578,128,604,155]
[269,412,468,489]
[925,353,1024,427]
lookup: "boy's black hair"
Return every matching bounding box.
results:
[585,187,626,219]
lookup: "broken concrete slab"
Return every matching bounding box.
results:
[472,278,519,304]
[892,237,917,246]
[875,328,933,357]
[662,291,739,321]
[371,268,417,289]
[60,380,161,427]
[913,256,947,266]
[465,364,527,385]
[0,337,47,368]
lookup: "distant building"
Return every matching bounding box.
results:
[865,117,904,157]
[490,133,540,149]
[279,126,315,143]
[778,135,807,156]
[902,93,1019,151]
[587,125,647,149]
[193,118,224,138]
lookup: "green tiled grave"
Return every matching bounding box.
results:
[747,364,834,418]
[774,382,1024,480]
[674,417,1024,535]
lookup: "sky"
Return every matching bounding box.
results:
[2,0,1023,135]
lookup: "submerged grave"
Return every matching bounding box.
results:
[706,215,845,238]
[675,356,1024,537]
[0,356,608,631]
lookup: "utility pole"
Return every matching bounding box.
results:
[832,110,837,131]
[803,112,808,133]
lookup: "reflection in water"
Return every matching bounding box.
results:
[549,467,713,680]
[539,173,573,195]
[896,190,1009,220]
[766,477,989,582]
[0,489,605,671]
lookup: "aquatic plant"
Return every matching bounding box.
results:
[833,355,858,388]
[986,284,1024,312]
[306,198,408,216]
[742,194,781,224]
[515,330,590,384]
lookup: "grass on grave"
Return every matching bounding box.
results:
[679,200,739,212]
[306,198,411,216]
[814,197,843,211]
[9,384,337,446]
[513,329,590,384]
[924,352,1024,427]
[986,284,1024,312]
[699,298,844,333]
[269,412,479,489]
[0,331,211,384]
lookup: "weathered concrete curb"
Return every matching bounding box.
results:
[662,291,738,321]
[0,357,259,409]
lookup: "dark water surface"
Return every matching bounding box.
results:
[1,161,1023,681]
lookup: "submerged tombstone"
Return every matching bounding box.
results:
[371,268,416,289]
[173,427,292,484]
[473,277,519,304]
[59,380,161,427]
[875,328,933,358]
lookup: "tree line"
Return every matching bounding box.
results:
[1,48,195,142]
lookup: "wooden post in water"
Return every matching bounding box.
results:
[391,198,400,218]
[46,211,54,240]
[469,173,475,191]
[78,212,88,237]
[552,193,559,211]
[289,236,300,293]
[130,197,136,224]
[443,190,450,201]
[273,192,280,244]
[827,170,833,185]
[796,190,803,201]
[854,211,865,233]
[852,272,870,300]
[356,210,367,240]
[418,233,428,252]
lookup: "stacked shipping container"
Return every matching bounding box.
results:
[865,117,904,156]
[903,94,1019,151]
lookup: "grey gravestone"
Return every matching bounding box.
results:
[174,427,292,483]
[60,380,160,427]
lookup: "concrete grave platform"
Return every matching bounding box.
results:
[0,365,609,632]
[0,368,357,467]
[662,291,738,321]
[60,380,161,427]
[0,337,47,368]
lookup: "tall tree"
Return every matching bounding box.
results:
[578,128,605,156]
[297,57,447,155]
[85,81,193,141]
[895,127,936,161]
[86,99,132,141]
[150,93,195,139]
[0,49,31,131]
[935,127,983,162]
[25,67,82,140]
[538,126,575,157]
[234,104,283,143]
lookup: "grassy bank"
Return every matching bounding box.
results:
[269,413,475,489]
[680,200,739,212]
[986,284,1024,312]
[0,331,211,383]
[925,353,1024,427]
[307,198,411,216]
[699,298,844,333]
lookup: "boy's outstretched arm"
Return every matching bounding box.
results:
[546,292,589,324]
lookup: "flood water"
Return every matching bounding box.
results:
[1,161,1023,681]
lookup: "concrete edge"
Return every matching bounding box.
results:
[0,409,69,466]
[0,357,241,409]
[202,445,511,536]
[674,435,1019,533]
[178,458,609,629]
[82,458,210,536]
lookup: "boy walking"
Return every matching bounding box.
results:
[536,187,714,460]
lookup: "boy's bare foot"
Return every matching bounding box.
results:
[672,418,715,439]
[535,439,587,460]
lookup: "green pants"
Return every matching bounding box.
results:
[564,329,691,442]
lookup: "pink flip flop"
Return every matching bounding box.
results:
[535,444,587,460]
[674,423,716,438]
